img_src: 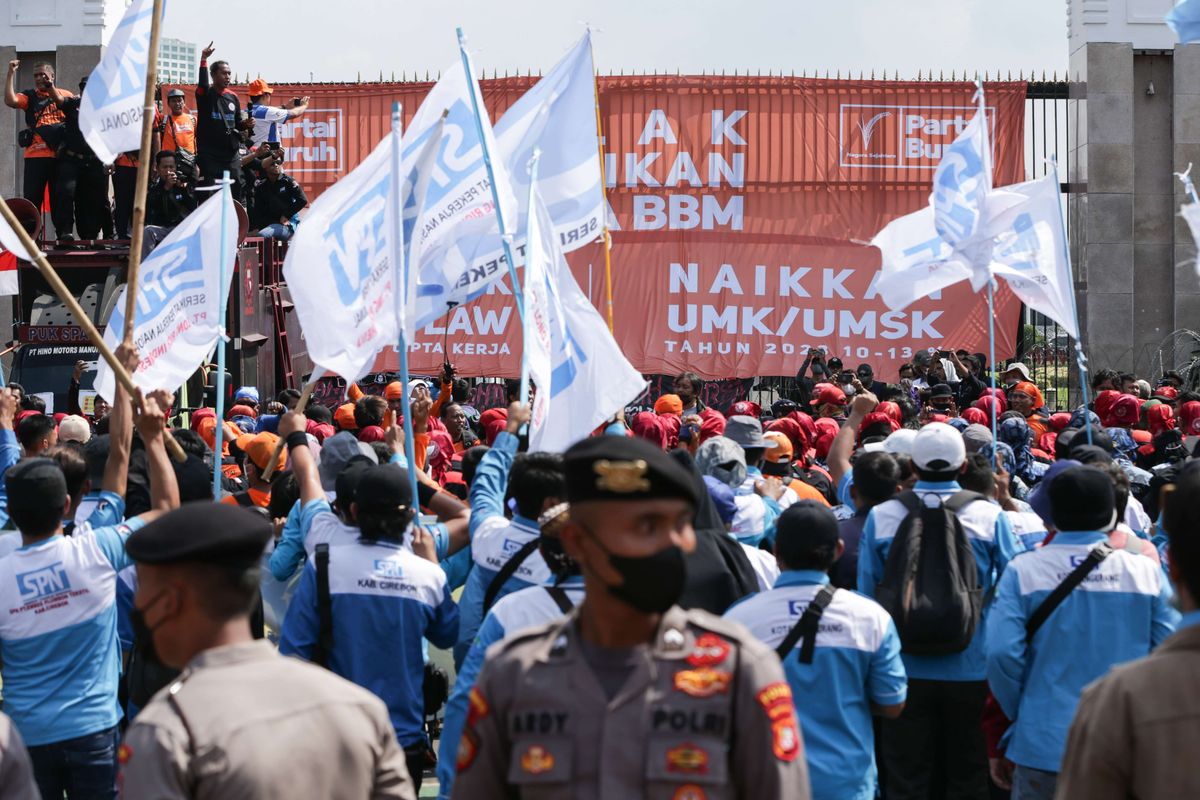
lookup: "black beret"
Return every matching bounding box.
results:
[564,435,699,506]
[126,502,271,566]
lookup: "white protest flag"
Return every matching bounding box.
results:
[870,207,975,311]
[79,0,155,164]
[528,213,646,453]
[494,32,605,254]
[0,209,39,264]
[284,132,399,383]
[1183,202,1200,276]
[986,173,1079,338]
[94,192,236,402]
[400,57,518,337]
[523,192,566,439]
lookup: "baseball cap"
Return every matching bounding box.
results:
[318,431,379,492]
[882,428,917,456]
[355,463,414,513]
[5,458,67,517]
[911,422,966,471]
[1048,465,1116,532]
[234,432,285,473]
[724,415,777,450]
[335,457,374,507]
[58,414,91,444]
[776,500,841,558]
[809,385,847,408]
[247,78,274,96]
[167,88,186,99]
[762,431,794,463]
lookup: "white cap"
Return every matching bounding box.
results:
[882,428,917,456]
[58,414,91,444]
[911,422,966,471]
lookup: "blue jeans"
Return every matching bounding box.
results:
[259,222,293,241]
[1012,765,1058,800]
[27,725,118,800]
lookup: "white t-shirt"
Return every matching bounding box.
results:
[250,104,290,146]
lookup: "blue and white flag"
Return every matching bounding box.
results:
[284,131,400,383]
[522,190,566,439]
[400,56,519,337]
[988,173,1079,338]
[94,192,237,402]
[1168,0,1200,43]
[494,32,605,255]
[527,203,646,453]
[80,0,156,164]
[932,103,990,249]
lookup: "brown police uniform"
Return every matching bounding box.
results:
[451,605,812,799]
[1055,623,1200,800]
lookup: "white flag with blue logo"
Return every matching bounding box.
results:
[931,103,990,250]
[79,0,156,164]
[523,191,566,439]
[528,208,646,453]
[400,57,518,338]
[1168,0,1200,42]
[1182,201,1200,277]
[494,33,605,255]
[987,173,1079,338]
[284,131,400,383]
[94,192,237,402]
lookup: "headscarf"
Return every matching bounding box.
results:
[306,421,335,443]
[963,423,993,453]
[698,410,726,443]
[1102,395,1140,429]
[227,403,257,420]
[972,396,1003,426]
[999,416,1038,482]
[427,430,454,484]
[1011,381,1045,412]
[948,417,970,433]
[787,411,818,449]
[1180,401,1200,436]
[813,417,840,461]
[860,412,900,443]
[939,358,961,384]
[1068,406,1101,432]
[480,408,508,446]
[357,425,386,443]
[980,387,1009,409]
[695,436,747,489]
[875,401,903,427]
[1094,390,1122,425]
[631,411,667,449]
[1049,412,1072,432]
[1147,403,1175,437]
[1105,427,1140,460]
[654,394,683,415]
[960,406,988,427]
[765,417,808,455]
[334,403,357,431]
[658,413,682,449]
[1037,431,1058,457]
[729,401,761,418]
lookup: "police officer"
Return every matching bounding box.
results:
[452,435,811,799]
[118,503,417,799]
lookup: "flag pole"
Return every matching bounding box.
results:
[0,193,185,461]
[211,171,234,498]
[456,27,524,323]
[1054,157,1094,444]
[976,78,1000,445]
[589,36,615,332]
[519,150,542,405]
[122,0,165,345]
[390,102,421,511]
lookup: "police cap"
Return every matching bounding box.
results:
[126,502,271,566]
[564,435,698,507]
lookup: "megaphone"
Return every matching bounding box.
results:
[4,198,42,243]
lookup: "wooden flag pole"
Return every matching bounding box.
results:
[122,0,165,344]
[0,194,186,462]
[260,378,318,482]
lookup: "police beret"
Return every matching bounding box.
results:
[126,502,271,566]
[563,435,699,506]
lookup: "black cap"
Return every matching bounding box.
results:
[776,500,840,554]
[335,456,375,507]
[83,434,110,484]
[1048,466,1116,532]
[355,463,414,513]
[1068,444,1113,465]
[126,502,271,566]
[6,458,67,515]
[564,436,699,506]
[929,383,954,399]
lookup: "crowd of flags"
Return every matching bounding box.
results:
[9,5,1200,450]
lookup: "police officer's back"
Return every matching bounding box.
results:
[118,503,416,799]
[452,436,811,799]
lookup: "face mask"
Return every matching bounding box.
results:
[582,525,687,614]
[130,589,170,666]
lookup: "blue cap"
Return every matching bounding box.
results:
[234,386,260,405]
[1029,459,1081,527]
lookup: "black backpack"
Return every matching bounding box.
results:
[875,490,984,655]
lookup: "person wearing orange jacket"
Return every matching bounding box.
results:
[763,431,831,507]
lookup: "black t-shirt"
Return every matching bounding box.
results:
[195,68,244,158]
[58,97,94,158]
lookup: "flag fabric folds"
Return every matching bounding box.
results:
[80,0,155,164]
[0,211,39,264]
[522,191,566,440]
[1181,201,1200,278]
[1167,0,1200,43]
[94,192,237,402]
[526,191,646,453]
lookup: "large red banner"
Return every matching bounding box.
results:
[204,77,1026,379]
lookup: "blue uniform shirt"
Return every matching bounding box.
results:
[279,537,459,747]
[0,518,146,745]
[857,480,1020,681]
[725,570,907,800]
[985,530,1179,772]
[436,576,585,798]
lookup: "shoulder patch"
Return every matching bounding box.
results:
[756,682,802,762]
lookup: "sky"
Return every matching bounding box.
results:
[161,0,1069,83]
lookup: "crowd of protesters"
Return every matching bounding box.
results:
[0,340,1196,799]
[3,43,308,247]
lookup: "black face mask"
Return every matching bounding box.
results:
[130,589,170,666]
[583,526,687,614]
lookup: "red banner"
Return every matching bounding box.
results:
[205,77,1026,379]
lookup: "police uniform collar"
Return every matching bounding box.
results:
[185,640,276,673]
[528,605,695,664]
